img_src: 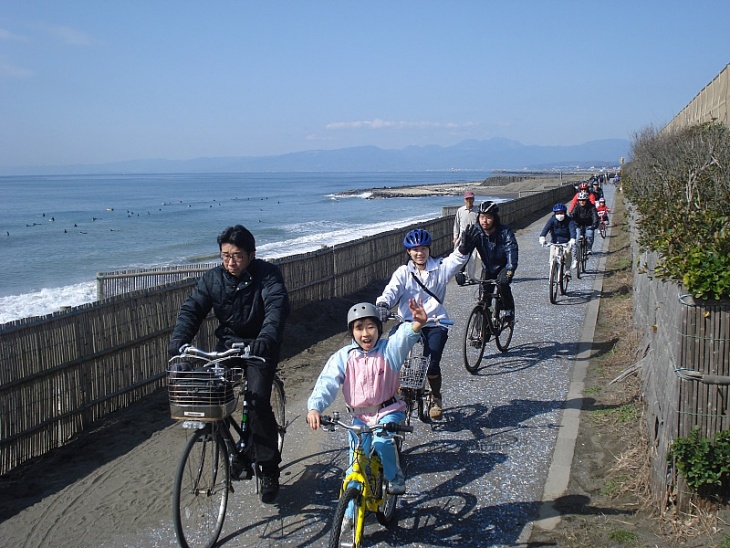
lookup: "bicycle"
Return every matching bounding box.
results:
[460,276,514,373]
[597,211,608,239]
[167,343,286,548]
[390,314,454,425]
[321,412,413,548]
[545,242,571,304]
[574,230,588,278]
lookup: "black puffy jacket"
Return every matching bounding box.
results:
[463,223,519,277]
[171,259,290,362]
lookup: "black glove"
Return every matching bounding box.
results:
[250,338,273,359]
[458,228,476,255]
[455,272,467,286]
[168,339,186,357]
[497,267,514,285]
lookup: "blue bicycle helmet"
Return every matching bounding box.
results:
[553,202,567,213]
[403,228,432,249]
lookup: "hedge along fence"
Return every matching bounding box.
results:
[0,185,567,475]
[630,213,730,511]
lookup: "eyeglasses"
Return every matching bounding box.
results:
[221,252,246,263]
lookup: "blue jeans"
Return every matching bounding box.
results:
[345,411,405,517]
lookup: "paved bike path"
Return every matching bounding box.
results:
[83,186,614,548]
[226,186,613,548]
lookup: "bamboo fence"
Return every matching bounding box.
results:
[0,185,569,475]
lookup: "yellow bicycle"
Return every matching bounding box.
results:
[321,412,413,548]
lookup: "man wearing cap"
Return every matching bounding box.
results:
[453,190,479,280]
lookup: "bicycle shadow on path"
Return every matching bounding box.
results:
[369,398,620,547]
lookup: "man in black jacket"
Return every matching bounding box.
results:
[458,201,519,324]
[169,225,290,503]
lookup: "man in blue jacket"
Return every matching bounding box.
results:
[169,224,290,503]
[458,201,519,324]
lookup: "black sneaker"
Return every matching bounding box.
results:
[260,473,279,504]
[231,454,253,481]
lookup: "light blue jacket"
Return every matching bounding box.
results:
[307,322,420,421]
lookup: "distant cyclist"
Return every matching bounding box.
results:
[376,228,469,420]
[458,201,519,324]
[591,180,604,201]
[569,182,596,212]
[571,191,600,255]
[539,203,577,271]
[596,197,610,225]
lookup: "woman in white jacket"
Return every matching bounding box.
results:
[376,228,469,420]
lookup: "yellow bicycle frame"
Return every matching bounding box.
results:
[338,444,384,543]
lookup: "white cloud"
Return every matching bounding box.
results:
[326,118,479,131]
[42,24,95,46]
[0,28,29,42]
[0,56,33,78]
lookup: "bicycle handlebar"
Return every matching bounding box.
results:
[386,312,454,327]
[457,276,500,286]
[173,343,267,362]
[320,412,414,434]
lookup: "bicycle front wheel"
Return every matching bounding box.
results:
[463,305,488,373]
[494,300,513,352]
[575,245,582,279]
[172,425,229,548]
[580,241,588,272]
[599,222,607,239]
[400,388,416,426]
[329,486,363,548]
[559,259,569,295]
[271,376,286,453]
[417,388,429,423]
[549,260,559,304]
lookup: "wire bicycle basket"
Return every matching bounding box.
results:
[399,355,430,390]
[167,358,243,421]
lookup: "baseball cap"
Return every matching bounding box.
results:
[464,190,475,198]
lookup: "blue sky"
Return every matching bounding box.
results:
[1,1,728,169]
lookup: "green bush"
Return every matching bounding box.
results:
[623,121,730,299]
[670,427,730,495]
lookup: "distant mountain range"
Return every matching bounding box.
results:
[2,137,630,176]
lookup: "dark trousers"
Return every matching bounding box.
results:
[244,361,281,473]
[422,326,449,377]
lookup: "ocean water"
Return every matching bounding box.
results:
[0,171,498,323]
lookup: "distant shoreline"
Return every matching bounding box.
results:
[338,172,585,199]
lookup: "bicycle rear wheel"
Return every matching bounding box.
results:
[559,259,569,295]
[173,425,229,548]
[329,486,363,548]
[463,305,487,373]
[549,260,559,304]
[271,376,286,453]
